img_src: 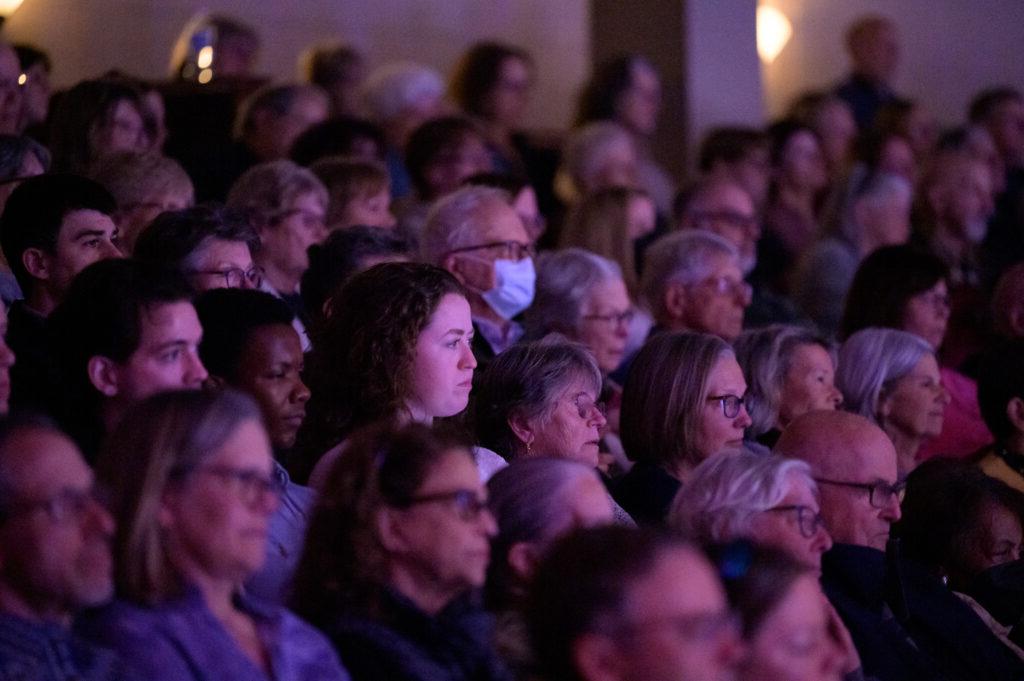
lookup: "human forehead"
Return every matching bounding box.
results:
[624,546,724,619]
[421,293,471,334]
[844,426,898,481]
[553,370,600,403]
[701,253,743,281]
[583,277,630,311]
[287,190,327,213]
[469,200,529,244]
[0,427,91,499]
[416,448,480,494]
[706,354,746,393]
[206,418,272,470]
[778,471,819,509]
[789,343,834,371]
[136,301,202,348]
[243,324,302,363]
[697,183,755,216]
[193,238,252,268]
[59,209,117,240]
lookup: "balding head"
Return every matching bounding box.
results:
[775,410,901,550]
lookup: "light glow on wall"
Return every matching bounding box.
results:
[0,0,22,18]
[757,5,792,64]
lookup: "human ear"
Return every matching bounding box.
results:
[506,411,536,452]
[21,248,51,282]
[376,507,412,553]
[572,633,623,681]
[202,375,227,391]
[1006,396,1024,434]
[507,541,541,580]
[86,356,121,398]
[663,281,689,321]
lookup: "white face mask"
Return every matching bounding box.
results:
[481,257,536,320]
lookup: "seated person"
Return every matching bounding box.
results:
[48,259,207,461]
[300,42,365,118]
[696,126,771,208]
[777,410,1024,681]
[611,331,752,525]
[0,174,121,412]
[88,151,195,254]
[837,328,949,476]
[290,421,508,681]
[134,204,261,293]
[309,156,395,231]
[712,543,849,681]
[898,458,1024,659]
[395,116,492,246]
[226,159,329,348]
[81,389,348,681]
[527,525,741,681]
[0,414,132,680]
[733,324,842,449]
[300,226,408,333]
[640,230,751,343]
[290,116,386,167]
[675,177,760,276]
[464,173,546,246]
[194,288,313,604]
[976,339,1024,492]
[420,186,534,368]
[48,79,149,174]
[486,458,615,678]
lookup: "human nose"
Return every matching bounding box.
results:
[292,378,311,404]
[478,507,498,537]
[186,350,209,387]
[102,239,123,258]
[813,523,833,555]
[0,338,14,369]
[880,494,902,523]
[461,342,477,370]
[589,405,607,430]
[830,384,843,408]
[83,496,116,537]
[735,404,753,429]
[936,383,951,407]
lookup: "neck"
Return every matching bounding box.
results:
[0,583,70,627]
[191,572,240,623]
[260,262,300,296]
[885,425,923,477]
[387,562,459,617]
[101,399,128,438]
[24,288,56,319]
[469,295,509,331]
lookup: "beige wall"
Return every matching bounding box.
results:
[3,0,590,130]
[762,0,1024,126]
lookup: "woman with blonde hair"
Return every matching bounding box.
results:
[81,389,348,680]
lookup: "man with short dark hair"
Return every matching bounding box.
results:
[1,174,121,412]
[48,259,207,461]
[696,127,771,208]
[0,414,131,679]
[528,525,740,681]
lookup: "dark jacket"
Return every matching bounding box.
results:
[822,543,1024,681]
[323,589,512,681]
[608,461,681,526]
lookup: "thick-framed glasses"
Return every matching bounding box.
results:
[445,240,536,262]
[582,309,635,327]
[707,394,745,419]
[814,478,906,509]
[188,265,264,288]
[399,489,490,522]
[197,465,285,505]
[765,504,825,539]
[0,486,105,524]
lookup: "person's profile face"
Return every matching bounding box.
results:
[749,474,833,572]
[681,255,750,341]
[778,344,843,428]
[404,293,476,422]
[523,375,607,467]
[188,238,256,292]
[235,324,309,451]
[0,428,114,615]
[694,354,751,462]
[49,209,123,298]
[577,276,632,374]
[112,301,207,402]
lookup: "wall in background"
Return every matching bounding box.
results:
[761,0,1024,126]
[2,0,590,131]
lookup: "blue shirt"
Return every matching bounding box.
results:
[0,612,134,680]
[77,587,349,681]
[246,463,316,605]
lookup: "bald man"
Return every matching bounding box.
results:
[777,410,1024,681]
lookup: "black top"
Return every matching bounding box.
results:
[322,589,511,681]
[7,300,59,415]
[608,461,681,526]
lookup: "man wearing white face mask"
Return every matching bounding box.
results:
[421,186,536,372]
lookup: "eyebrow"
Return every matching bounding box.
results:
[71,229,111,241]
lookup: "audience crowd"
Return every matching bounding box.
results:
[2,10,1024,681]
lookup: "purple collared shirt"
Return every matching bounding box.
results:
[77,587,349,681]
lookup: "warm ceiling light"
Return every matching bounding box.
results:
[0,0,23,19]
[757,5,792,64]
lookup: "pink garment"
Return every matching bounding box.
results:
[917,367,993,461]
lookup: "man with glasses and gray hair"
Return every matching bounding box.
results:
[776,409,1024,681]
[0,414,133,679]
[422,185,536,373]
[640,230,751,343]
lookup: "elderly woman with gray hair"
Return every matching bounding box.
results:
[734,324,843,449]
[837,328,950,476]
[485,458,615,677]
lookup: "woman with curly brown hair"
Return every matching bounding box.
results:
[297,261,503,485]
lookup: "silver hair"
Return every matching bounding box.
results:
[527,248,624,338]
[640,230,738,318]
[668,450,817,543]
[360,61,444,124]
[420,185,511,265]
[226,159,327,225]
[734,325,836,437]
[837,327,933,424]
[555,121,635,200]
[832,169,912,246]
